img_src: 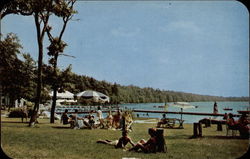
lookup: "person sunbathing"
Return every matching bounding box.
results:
[96,130,134,149]
[129,128,157,153]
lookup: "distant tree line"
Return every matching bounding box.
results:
[53,73,248,104]
[42,70,249,104]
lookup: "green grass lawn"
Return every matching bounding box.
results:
[1,117,249,159]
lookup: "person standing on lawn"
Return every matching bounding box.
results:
[97,106,104,128]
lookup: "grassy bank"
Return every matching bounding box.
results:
[1,117,249,159]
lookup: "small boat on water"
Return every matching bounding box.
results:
[158,106,165,108]
[223,107,233,111]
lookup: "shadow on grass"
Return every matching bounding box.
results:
[52,126,72,129]
[167,135,192,139]
[204,135,248,140]
[161,127,185,129]
[188,135,248,140]
[1,121,50,125]
[1,121,29,124]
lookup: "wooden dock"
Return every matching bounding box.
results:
[132,109,241,117]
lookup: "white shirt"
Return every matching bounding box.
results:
[97,110,103,119]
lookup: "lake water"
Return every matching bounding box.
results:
[56,101,249,123]
[120,101,250,123]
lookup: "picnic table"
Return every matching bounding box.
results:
[199,118,226,131]
[157,118,185,129]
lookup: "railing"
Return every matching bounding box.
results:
[132,109,241,117]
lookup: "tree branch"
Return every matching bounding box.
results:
[1,8,33,19]
[59,53,75,58]
[58,0,76,41]
[45,27,54,42]
[40,12,50,40]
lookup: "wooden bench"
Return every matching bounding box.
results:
[157,118,184,129]
[199,118,226,131]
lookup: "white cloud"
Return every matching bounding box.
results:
[159,21,202,34]
[111,27,141,37]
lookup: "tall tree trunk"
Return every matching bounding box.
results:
[50,87,57,123]
[50,55,58,123]
[29,13,45,126]
[7,99,13,112]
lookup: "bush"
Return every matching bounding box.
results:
[8,108,31,118]
[8,109,23,118]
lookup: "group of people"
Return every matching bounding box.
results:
[224,113,250,138]
[60,107,133,130]
[97,128,167,153]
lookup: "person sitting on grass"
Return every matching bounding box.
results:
[227,113,238,129]
[69,109,85,129]
[96,130,135,149]
[237,113,250,138]
[68,115,75,128]
[106,111,113,129]
[112,109,122,129]
[129,128,157,153]
[157,114,167,128]
[61,109,69,125]
[123,111,133,131]
[223,113,228,120]
[88,115,96,129]
[155,128,167,153]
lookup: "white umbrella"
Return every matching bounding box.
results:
[49,90,74,99]
[76,90,110,103]
[49,91,76,105]
[96,92,110,103]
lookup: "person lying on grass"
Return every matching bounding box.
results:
[96,130,135,149]
[129,128,157,153]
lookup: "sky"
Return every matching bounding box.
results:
[1,1,249,97]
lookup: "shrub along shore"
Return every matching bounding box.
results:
[1,116,249,159]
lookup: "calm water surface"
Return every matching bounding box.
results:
[120,102,249,123]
